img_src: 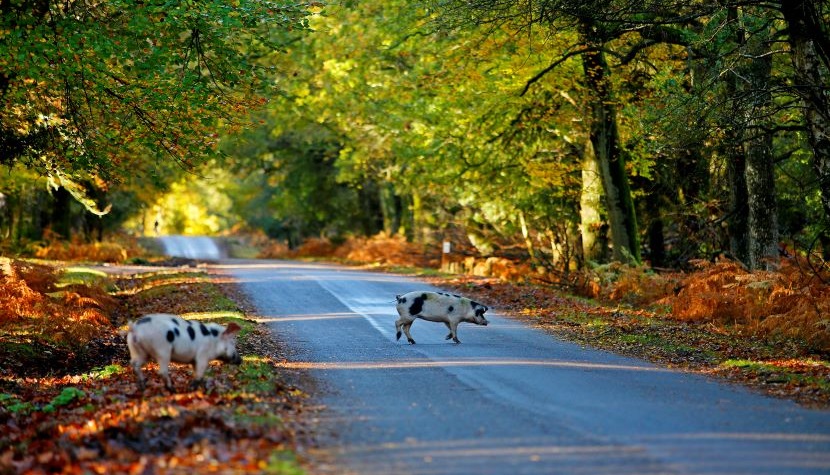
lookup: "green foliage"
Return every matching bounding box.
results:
[5,0,829,270]
[237,359,280,394]
[90,365,124,379]
[0,0,312,179]
[1,387,86,415]
[0,0,312,244]
[42,387,86,413]
[0,393,37,415]
[263,450,306,475]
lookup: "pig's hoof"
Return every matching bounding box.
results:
[452,337,461,344]
[396,331,402,341]
[407,338,416,344]
[445,333,453,340]
[188,379,204,391]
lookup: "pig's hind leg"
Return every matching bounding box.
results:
[127,335,149,391]
[395,316,416,344]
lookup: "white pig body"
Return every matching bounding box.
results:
[395,291,489,344]
[126,313,242,392]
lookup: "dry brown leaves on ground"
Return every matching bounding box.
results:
[1,262,309,475]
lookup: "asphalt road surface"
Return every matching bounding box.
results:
[157,235,224,260]
[161,238,830,474]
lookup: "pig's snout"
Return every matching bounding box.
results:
[220,351,243,365]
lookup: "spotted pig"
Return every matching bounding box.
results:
[125,313,242,392]
[395,291,489,344]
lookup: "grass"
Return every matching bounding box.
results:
[721,359,830,391]
[58,266,111,287]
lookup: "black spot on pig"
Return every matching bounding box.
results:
[396,295,407,304]
[136,316,152,325]
[171,317,180,326]
[409,295,425,315]
[187,326,196,340]
[448,305,454,313]
[199,323,210,336]
[166,330,175,343]
[173,327,180,337]
[211,328,219,337]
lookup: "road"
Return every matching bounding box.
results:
[163,238,830,474]
[157,235,224,260]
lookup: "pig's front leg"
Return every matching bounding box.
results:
[449,321,461,343]
[444,322,453,340]
[188,358,210,391]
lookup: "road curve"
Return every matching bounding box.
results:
[212,259,830,475]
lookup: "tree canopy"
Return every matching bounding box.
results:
[3,0,830,273]
[0,0,312,180]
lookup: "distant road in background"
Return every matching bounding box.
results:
[156,235,224,260]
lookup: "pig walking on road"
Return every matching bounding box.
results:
[395,291,489,344]
[126,313,243,392]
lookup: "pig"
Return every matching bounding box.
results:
[125,313,242,392]
[395,291,489,344]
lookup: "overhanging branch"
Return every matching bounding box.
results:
[520,47,592,96]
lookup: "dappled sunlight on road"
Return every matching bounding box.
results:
[309,433,830,475]
[252,312,364,323]
[650,432,830,443]
[310,437,668,475]
[276,357,666,373]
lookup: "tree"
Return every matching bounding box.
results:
[0,0,311,242]
[779,0,830,259]
[0,0,310,181]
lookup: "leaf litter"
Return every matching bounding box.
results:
[1,260,311,474]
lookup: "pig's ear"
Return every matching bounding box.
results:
[224,322,242,336]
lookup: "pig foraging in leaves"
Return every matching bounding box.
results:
[395,291,489,344]
[126,313,242,392]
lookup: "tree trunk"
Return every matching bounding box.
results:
[724,7,751,265]
[745,130,779,270]
[781,0,830,259]
[643,189,666,268]
[518,210,537,263]
[50,186,72,240]
[579,23,640,263]
[740,11,779,270]
[580,139,605,263]
[379,181,402,236]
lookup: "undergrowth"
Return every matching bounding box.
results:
[32,230,146,263]
[0,258,115,347]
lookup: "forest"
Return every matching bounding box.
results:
[2,0,830,274]
[2,3,830,470]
